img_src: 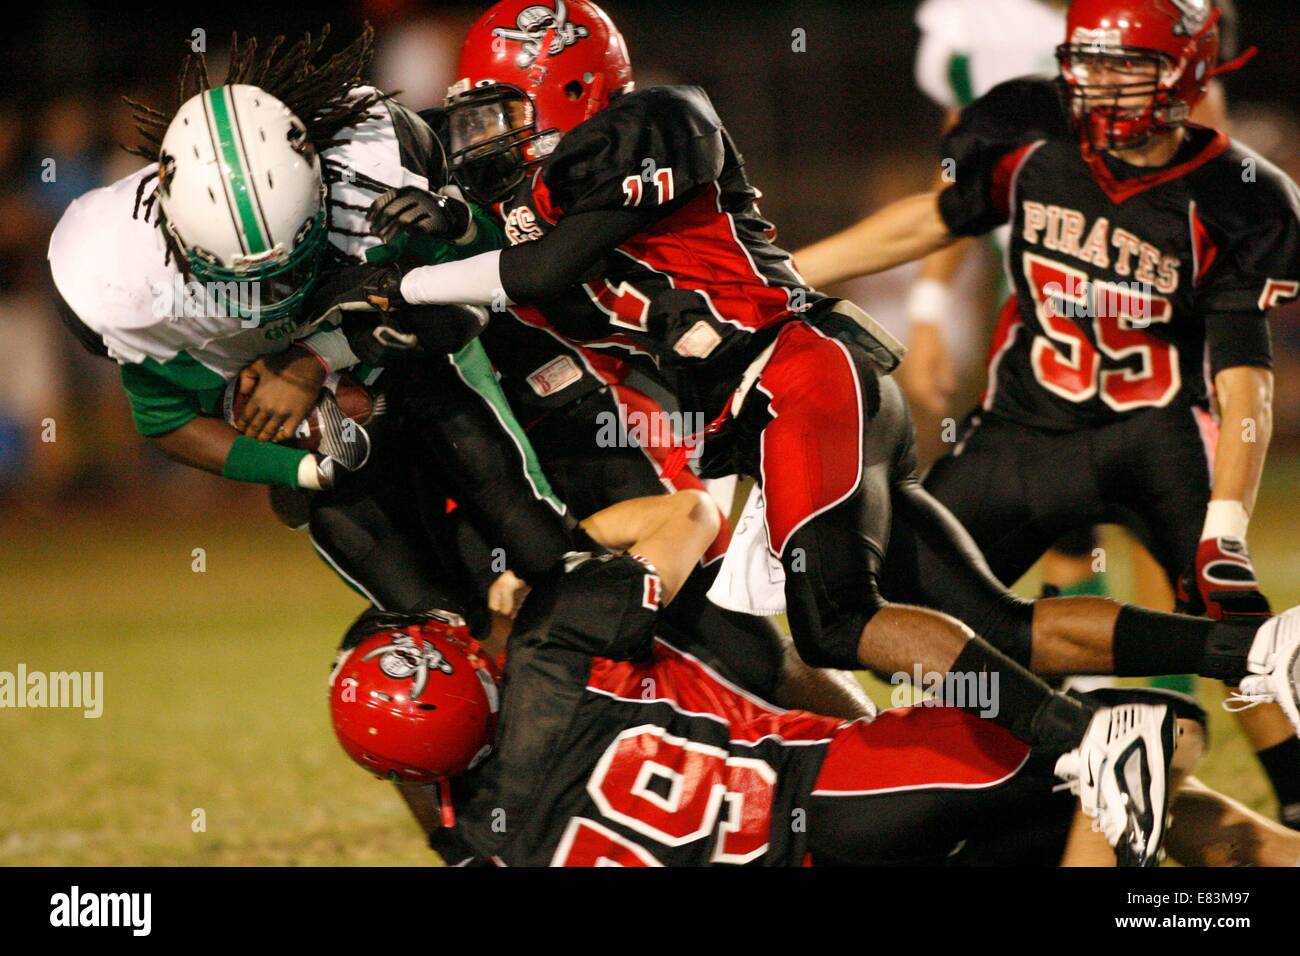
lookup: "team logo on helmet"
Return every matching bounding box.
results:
[492,1,590,68]
[1170,0,1212,34]
[1070,26,1123,51]
[364,632,454,700]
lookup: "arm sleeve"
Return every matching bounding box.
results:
[1204,313,1272,375]
[220,435,309,487]
[499,203,672,303]
[294,326,359,374]
[398,202,673,306]
[119,362,203,437]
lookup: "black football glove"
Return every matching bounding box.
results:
[367,186,473,246]
[344,304,489,368]
[308,262,406,321]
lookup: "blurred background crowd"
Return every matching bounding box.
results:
[1,0,1298,510]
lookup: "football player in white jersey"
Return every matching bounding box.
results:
[48,26,579,616]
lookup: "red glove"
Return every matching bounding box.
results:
[1189,536,1271,621]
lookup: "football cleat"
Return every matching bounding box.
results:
[1055,702,1176,867]
[1224,605,1300,738]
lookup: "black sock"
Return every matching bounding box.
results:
[1256,738,1300,820]
[951,638,1090,755]
[1112,606,1208,676]
[1199,620,1260,683]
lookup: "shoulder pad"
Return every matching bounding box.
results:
[953,76,1071,144]
[47,166,181,356]
[1200,141,1300,224]
[541,85,726,215]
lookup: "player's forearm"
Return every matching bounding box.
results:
[1210,367,1273,517]
[400,250,506,307]
[149,416,311,488]
[794,192,955,289]
[400,206,654,307]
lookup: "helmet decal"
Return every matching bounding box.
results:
[1170,0,1212,33]
[330,614,501,784]
[363,632,455,700]
[492,1,590,68]
[1069,26,1123,51]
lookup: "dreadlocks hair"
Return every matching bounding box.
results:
[124,23,385,241]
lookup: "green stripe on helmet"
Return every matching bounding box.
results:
[948,53,975,108]
[208,87,269,254]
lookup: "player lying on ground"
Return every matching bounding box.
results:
[329,490,1300,867]
[354,0,1300,794]
[792,0,1300,818]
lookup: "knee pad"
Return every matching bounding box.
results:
[782,519,889,671]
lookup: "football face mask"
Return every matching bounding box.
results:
[446,84,559,205]
[175,198,329,324]
[1056,47,1178,151]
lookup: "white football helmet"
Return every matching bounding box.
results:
[157,84,328,323]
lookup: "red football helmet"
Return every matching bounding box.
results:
[445,0,634,202]
[328,611,501,784]
[1056,0,1246,150]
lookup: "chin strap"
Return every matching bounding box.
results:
[1209,45,1258,80]
[438,775,456,829]
[1197,5,1257,81]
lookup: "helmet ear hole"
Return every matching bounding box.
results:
[563,80,584,100]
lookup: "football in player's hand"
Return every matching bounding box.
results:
[222,371,383,451]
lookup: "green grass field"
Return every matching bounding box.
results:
[3,459,1299,865]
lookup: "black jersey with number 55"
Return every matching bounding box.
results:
[940,77,1300,431]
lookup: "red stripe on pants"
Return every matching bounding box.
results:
[813,706,1030,795]
[757,322,864,556]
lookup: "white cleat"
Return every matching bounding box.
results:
[1225,605,1300,737]
[1054,703,1176,867]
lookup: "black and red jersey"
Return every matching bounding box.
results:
[478,306,634,422]
[442,553,846,866]
[494,85,818,417]
[940,77,1300,431]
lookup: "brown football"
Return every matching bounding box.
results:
[222,371,382,451]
